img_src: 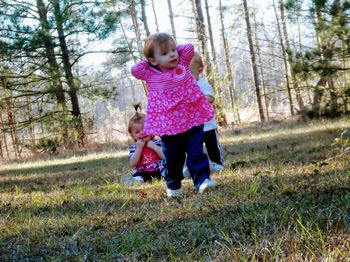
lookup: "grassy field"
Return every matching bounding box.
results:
[1,118,350,261]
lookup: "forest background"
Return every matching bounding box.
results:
[0,0,349,160]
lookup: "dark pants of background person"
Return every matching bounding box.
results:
[132,170,162,182]
[161,125,210,190]
[204,128,225,166]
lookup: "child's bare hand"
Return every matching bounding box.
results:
[135,140,146,148]
[146,140,156,149]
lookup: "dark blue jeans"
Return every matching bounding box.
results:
[161,125,210,190]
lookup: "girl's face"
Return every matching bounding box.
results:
[130,123,151,142]
[149,40,179,71]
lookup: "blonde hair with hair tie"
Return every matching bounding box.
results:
[128,103,146,134]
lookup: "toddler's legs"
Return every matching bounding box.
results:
[204,129,225,166]
[161,134,186,190]
[185,126,210,189]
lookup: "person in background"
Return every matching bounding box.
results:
[131,32,216,197]
[127,104,163,183]
[189,52,224,173]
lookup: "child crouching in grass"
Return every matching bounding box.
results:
[127,104,164,183]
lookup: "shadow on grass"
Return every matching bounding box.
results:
[0,155,129,193]
[1,165,349,260]
[0,155,128,177]
[1,120,349,259]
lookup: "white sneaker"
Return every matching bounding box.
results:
[120,175,143,185]
[182,166,191,178]
[198,178,216,194]
[210,163,224,173]
[166,188,182,197]
[133,176,144,182]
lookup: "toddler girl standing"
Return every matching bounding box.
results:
[131,32,216,197]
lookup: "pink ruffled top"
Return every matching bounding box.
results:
[131,43,215,136]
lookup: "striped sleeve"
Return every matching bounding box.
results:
[131,60,151,80]
[128,144,136,160]
[177,43,194,67]
[153,138,162,147]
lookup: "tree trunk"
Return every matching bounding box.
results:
[0,137,2,160]
[279,0,306,114]
[204,0,216,63]
[219,0,240,124]
[151,0,159,32]
[140,0,150,36]
[130,0,144,59]
[0,113,10,159]
[252,4,269,120]
[0,74,20,159]
[26,90,36,153]
[0,114,6,160]
[312,76,327,115]
[242,0,265,122]
[327,0,341,113]
[255,35,270,121]
[296,7,313,106]
[36,0,70,145]
[53,0,85,147]
[166,0,177,42]
[272,0,294,116]
[204,0,227,126]
[122,2,148,96]
[3,89,19,159]
[193,0,210,69]
[312,2,338,114]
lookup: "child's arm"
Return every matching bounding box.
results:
[177,43,194,67]
[131,60,151,80]
[129,140,145,167]
[146,140,163,158]
[199,79,215,103]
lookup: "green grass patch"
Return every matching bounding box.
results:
[1,118,349,260]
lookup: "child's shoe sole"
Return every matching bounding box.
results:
[198,178,216,193]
